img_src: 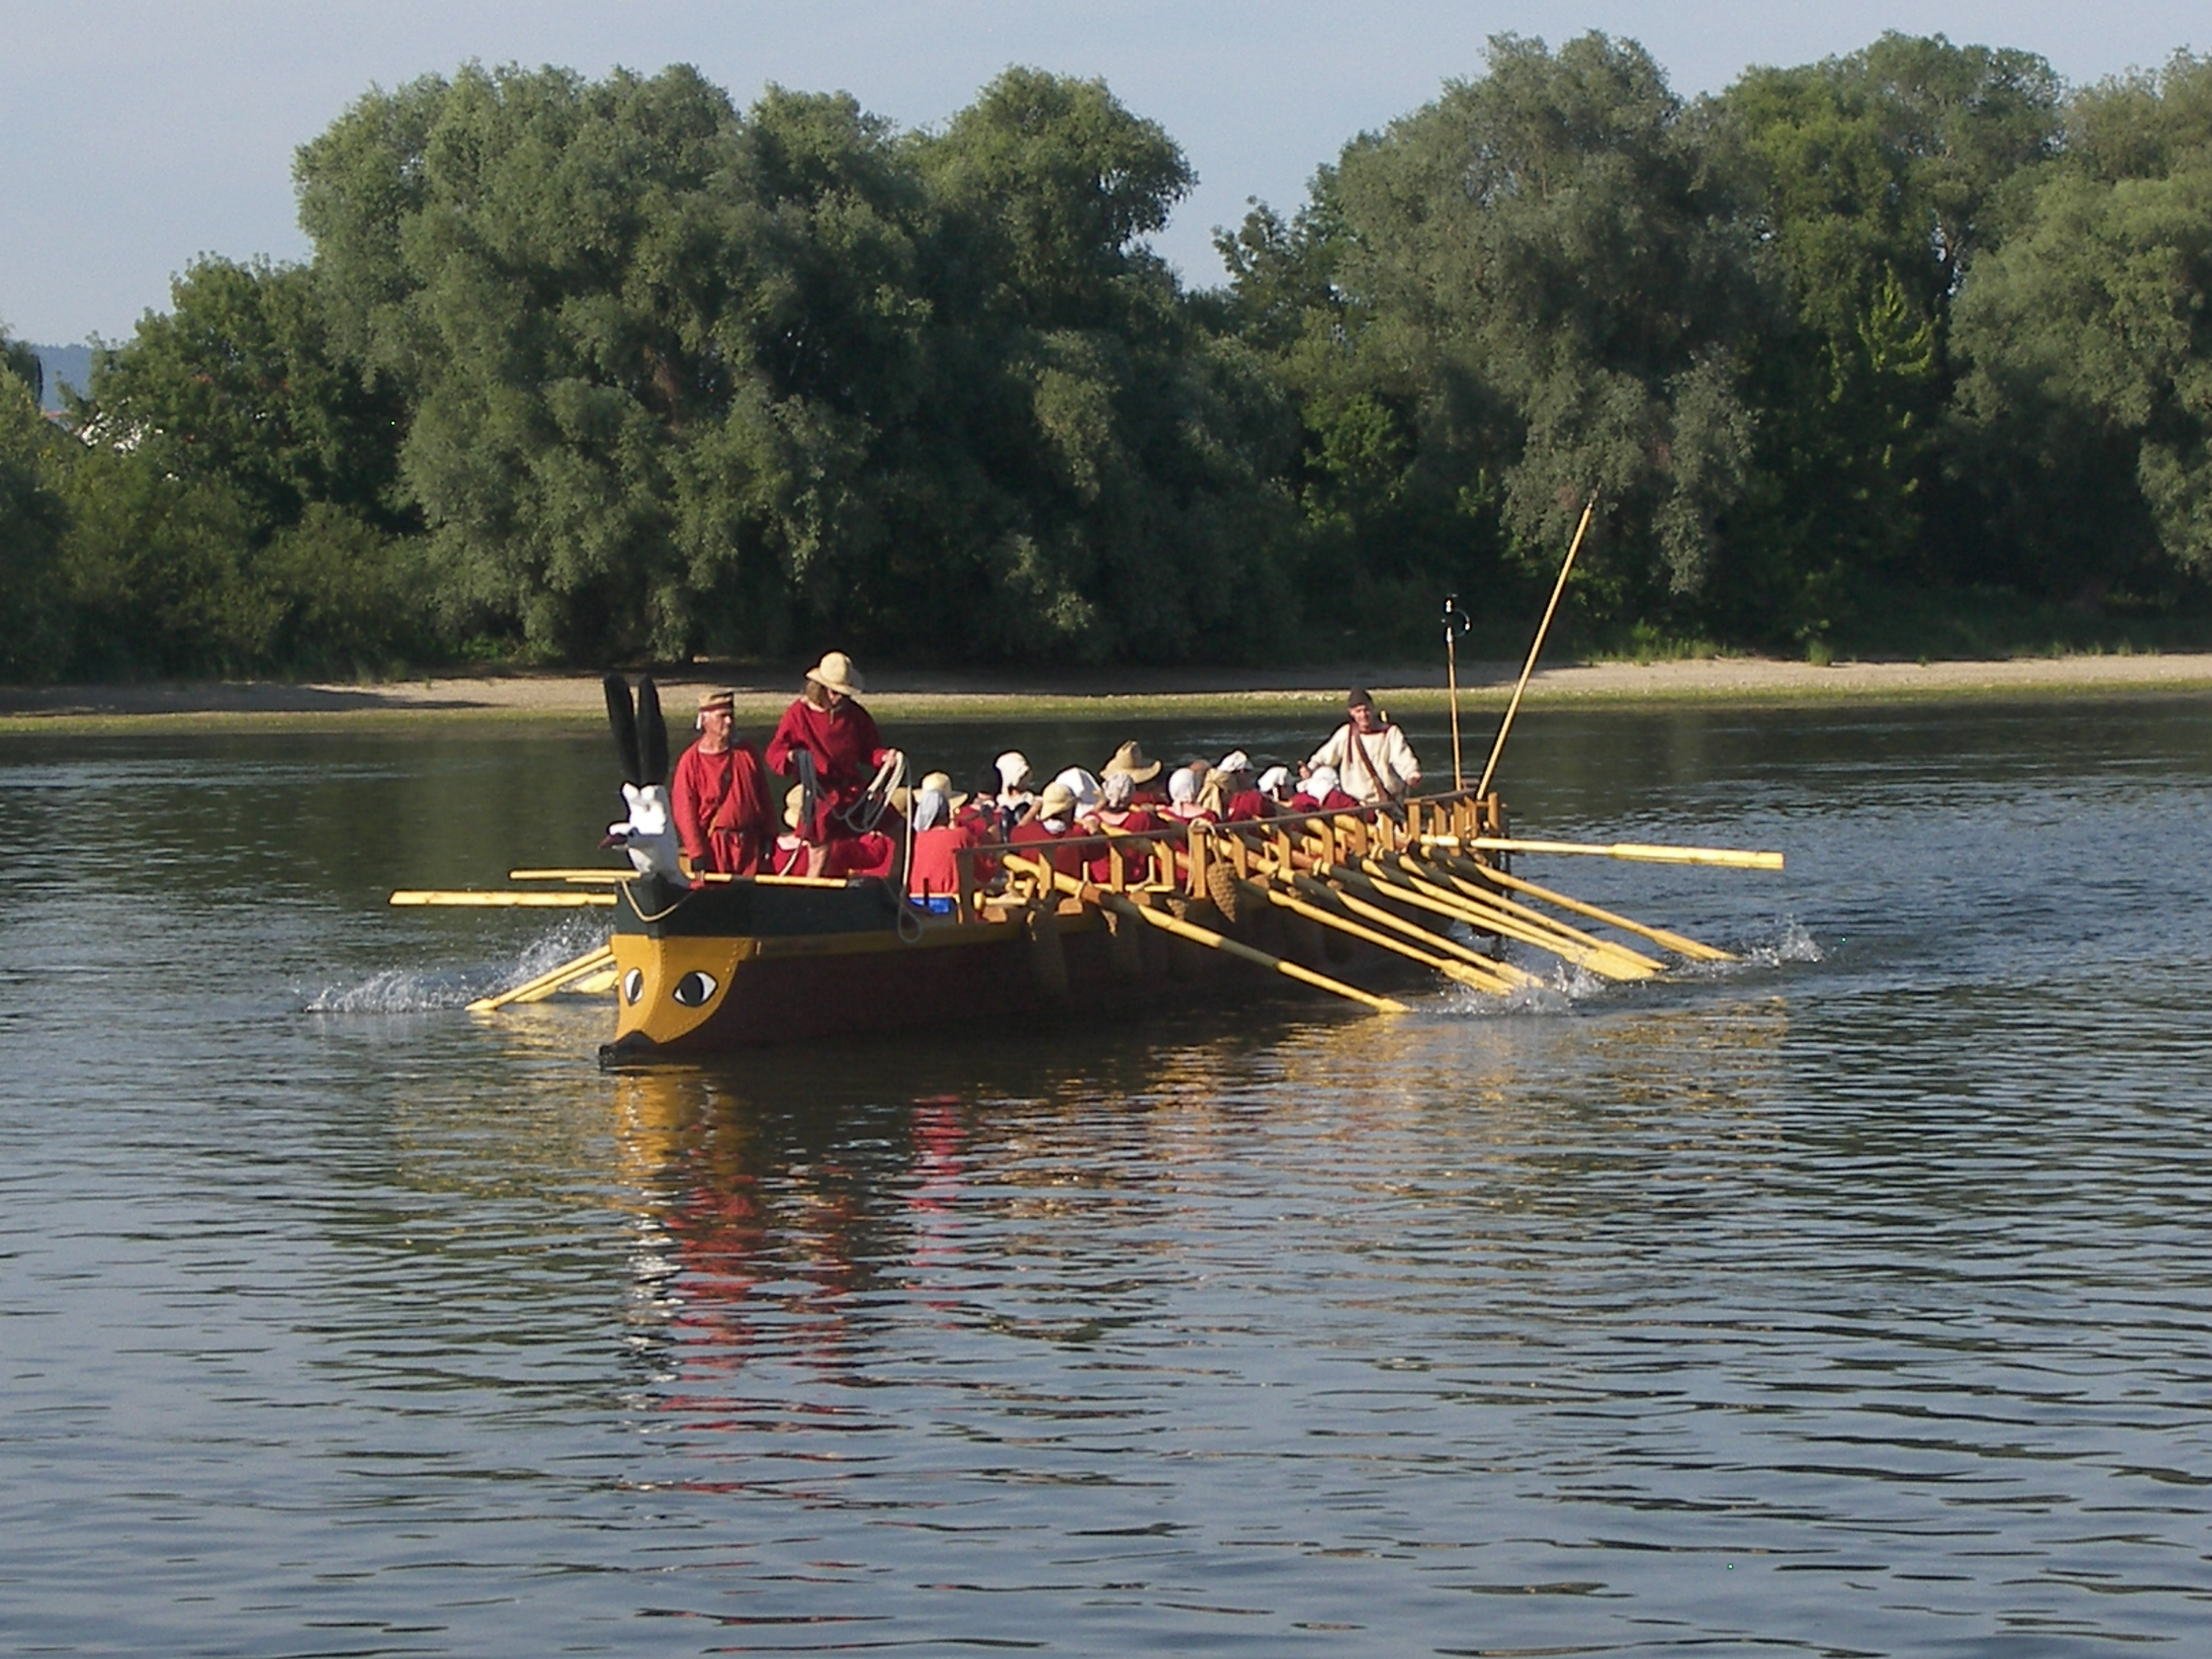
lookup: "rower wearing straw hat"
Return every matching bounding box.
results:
[766,651,903,878]
[1101,740,1165,804]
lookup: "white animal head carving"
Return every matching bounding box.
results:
[604,782,684,882]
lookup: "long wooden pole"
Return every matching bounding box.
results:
[466,945,618,1014]
[1352,857,1658,981]
[1421,835,1784,872]
[390,890,617,907]
[1003,854,1409,1015]
[1300,869,1542,989]
[1111,892,1410,1014]
[1240,879,1515,996]
[1448,628,1462,790]
[1475,496,1595,800]
[1432,853,1734,962]
[1380,855,1662,975]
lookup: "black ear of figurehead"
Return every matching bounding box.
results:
[602,673,642,787]
[636,676,670,786]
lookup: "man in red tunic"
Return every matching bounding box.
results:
[671,689,773,876]
[1008,780,1086,878]
[764,651,899,878]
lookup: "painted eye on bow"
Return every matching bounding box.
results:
[622,968,644,1006]
[671,970,719,1008]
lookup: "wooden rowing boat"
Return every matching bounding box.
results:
[388,668,1782,1063]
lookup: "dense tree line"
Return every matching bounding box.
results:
[5,34,2212,680]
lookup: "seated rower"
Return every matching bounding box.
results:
[1008,779,1086,877]
[905,777,979,903]
[1289,764,1361,814]
[1082,770,1162,884]
[771,783,898,880]
[1161,764,1214,824]
[960,765,1004,838]
[1050,767,1103,820]
[995,752,1038,824]
[1256,765,1296,808]
[1203,750,1275,822]
[1101,741,1166,805]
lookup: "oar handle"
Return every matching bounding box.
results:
[1425,836,1784,872]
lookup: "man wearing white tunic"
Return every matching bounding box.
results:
[1305,687,1421,804]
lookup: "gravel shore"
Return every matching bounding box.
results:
[7,652,2212,727]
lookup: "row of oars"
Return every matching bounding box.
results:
[1006,821,1774,1016]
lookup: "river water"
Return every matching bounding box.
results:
[3,697,2210,1656]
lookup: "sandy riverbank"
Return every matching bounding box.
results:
[6,652,2212,730]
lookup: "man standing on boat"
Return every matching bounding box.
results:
[766,652,901,878]
[1305,688,1421,804]
[672,688,773,876]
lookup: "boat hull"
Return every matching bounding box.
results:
[598,874,1404,1063]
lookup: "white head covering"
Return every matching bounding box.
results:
[1216,750,1250,777]
[912,787,947,833]
[1306,764,1340,798]
[1256,765,1291,797]
[1051,767,1102,812]
[996,751,1033,793]
[1101,770,1135,808]
[1168,766,1200,806]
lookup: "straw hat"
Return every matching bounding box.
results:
[805,651,865,694]
[1052,767,1102,811]
[1038,781,1078,821]
[1101,740,1162,783]
[893,771,970,817]
[696,687,735,712]
[783,784,805,830]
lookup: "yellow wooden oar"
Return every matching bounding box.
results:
[1422,836,1784,872]
[390,890,618,907]
[1240,878,1516,996]
[1293,870,1542,989]
[1355,857,1658,981]
[467,945,619,1013]
[1382,855,1664,976]
[1004,854,1408,1015]
[1430,853,1733,961]
[508,868,636,883]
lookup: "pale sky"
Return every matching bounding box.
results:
[3,1,2204,344]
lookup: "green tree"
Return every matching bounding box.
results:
[2,329,43,405]
[1713,34,2062,636]
[1221,33,1765,637]
[85,256,409,535]
[1950,62,2212,602]
[0,371,71,680]
[904,67,1295,659]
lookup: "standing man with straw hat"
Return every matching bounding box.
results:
[1305,688,1421,805]
[671,687,774,876]
[766,651,901,878]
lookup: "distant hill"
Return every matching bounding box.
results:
[30,343,94,411]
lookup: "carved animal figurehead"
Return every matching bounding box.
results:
[601,675,683,882]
